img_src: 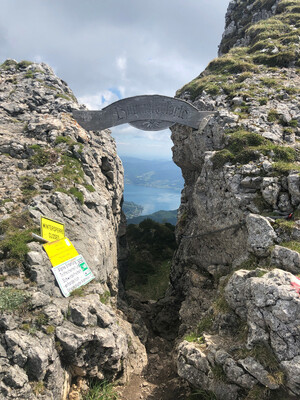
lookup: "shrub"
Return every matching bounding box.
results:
[0,288,31,312]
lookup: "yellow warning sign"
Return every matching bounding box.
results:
[41,216,65,242]
[43,237,78,267]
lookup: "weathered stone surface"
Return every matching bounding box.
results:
[239,357,279,389]
[177,341,240,400]
[288,173,300,206]
[271,245,300,274]
[245,213,276,256]
[0,61,145,399]
[56,320,128,379]
[225,269,300,395]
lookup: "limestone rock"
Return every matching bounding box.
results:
[56,320,128,380]
[271,245,300,274]
[245,213,276,256]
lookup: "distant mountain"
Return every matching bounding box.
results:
[127,209,178,225]
[121,156,183,190]
[123,201,143,219]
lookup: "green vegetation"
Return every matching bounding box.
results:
[84,184,96,192]
[186,389,217,400]
[32,381,45,396]
[185,315,214,343]
[0,211,39,265]
[99,291,110,305]
[83,380,119,400]
[55,93,71,101]
[21,323,37,335]
[44,153,87,204]
[177,1,300,100]
[273,219,295,233]
[45,325,56,335]
[54,135,76,146]
[244,386,270,400]
[69,187,84,204]
[25,70,34,79]
[212,129,297,169]
[233,342,285,387]
[70,286,85,297]
[19,175,38,202]
[126,219,176,300]
[17,60,33,69]
[281,240,300,252]
[0,288,31,312]
[29,145,55,167]
[0,59,18,70]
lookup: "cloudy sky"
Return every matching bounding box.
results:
[0,0,228,160]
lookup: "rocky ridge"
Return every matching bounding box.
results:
[0,60,147,399]
[169,0,300,399]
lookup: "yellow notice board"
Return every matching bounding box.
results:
[43,237,78,267]
[41,216,65,242]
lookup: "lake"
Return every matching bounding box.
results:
[124,184,182,215]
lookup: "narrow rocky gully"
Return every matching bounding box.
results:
[116,292,191,400]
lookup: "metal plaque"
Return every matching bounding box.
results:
[73,95,215,131]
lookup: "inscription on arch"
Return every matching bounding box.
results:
[73,95,214,131]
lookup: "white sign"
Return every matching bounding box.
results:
[51,254,94,297]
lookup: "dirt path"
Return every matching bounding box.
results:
[116,298,191,400]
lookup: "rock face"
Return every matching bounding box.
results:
[0,60,146,399]
[169,0,300,398]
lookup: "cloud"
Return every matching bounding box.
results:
[0,0,229,159]
[78,89,121,110]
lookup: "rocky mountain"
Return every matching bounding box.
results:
[1,0,300,399]
[163,0,300,399]
[0,60,146,399]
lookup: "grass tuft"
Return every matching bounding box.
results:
[0,288,31,312]
[83,380,119,400]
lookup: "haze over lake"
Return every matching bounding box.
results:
[121,156,183,214]
[124,184,181,215]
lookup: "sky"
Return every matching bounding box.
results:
[0,0,229,160]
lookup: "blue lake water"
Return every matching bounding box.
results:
[124,184,182,215]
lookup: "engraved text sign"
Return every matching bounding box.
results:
[73,95,214,131]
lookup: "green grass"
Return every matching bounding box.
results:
[234,343,281,372]
[0,211,39,264]
[186,389,217,400]
[55,93,71,101]
[280,241,300,252]
[30,146,52,167]
[84,184,96,192]
[272,161,300,174]
[54,135,76,146]
[177,1,300,101]
[83,380,119,400]
[212,129,297,169]
[24,70,34,79]
[69,187,84,204]
[99,291,110,305]
[16,60,33,69]
[70,287,85,297]
[32,381,45,396]
[0,288,31,312]
[19,175,38,202]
